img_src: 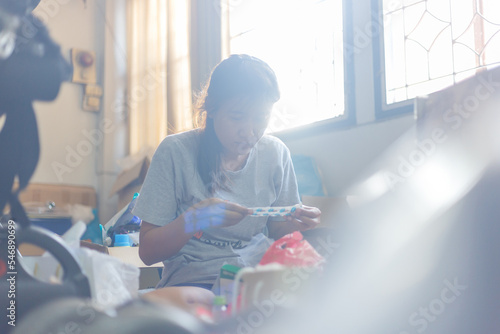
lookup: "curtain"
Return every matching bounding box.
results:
[127,0,196,155]
[190,0,223,93]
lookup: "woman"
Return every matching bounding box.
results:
[135,54,321,291]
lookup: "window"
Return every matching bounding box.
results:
[228,0,349,133]
[374,0,500,116]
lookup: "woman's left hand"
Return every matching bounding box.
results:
[285,205,321,231]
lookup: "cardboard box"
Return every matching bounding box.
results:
[109,157,150,209]
[106,246,161,269]
[107,245,162,290]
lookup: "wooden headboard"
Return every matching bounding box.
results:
[17,183,97,208]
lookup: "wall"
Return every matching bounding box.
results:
[30,0,128,223]
[280,116,414,196]
[98,0,128,224]
[31,0,104,187]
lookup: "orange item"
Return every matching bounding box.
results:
[259,231,325,268]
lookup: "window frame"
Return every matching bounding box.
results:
[371,0,414,120]
[372,0,500,120]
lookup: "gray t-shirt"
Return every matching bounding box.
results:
[133,129,300,288]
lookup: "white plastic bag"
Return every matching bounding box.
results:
[20,222,140,309]
[66,222,141,308]
[233,232,273,267]
[75,247,140,309]
[65,203,95,225]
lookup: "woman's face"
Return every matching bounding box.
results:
[211,98,273,158]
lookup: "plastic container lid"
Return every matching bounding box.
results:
[114,234,131,247]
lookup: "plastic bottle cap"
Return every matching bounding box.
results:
[114,234,130,247]
[213,295,227,306]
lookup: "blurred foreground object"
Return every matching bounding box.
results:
[0,0,71,225]
[214,66,500,333]
[0,3,83,334]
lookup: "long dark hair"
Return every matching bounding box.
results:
[194,54,280,194]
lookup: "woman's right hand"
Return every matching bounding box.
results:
[182,198,252,232]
